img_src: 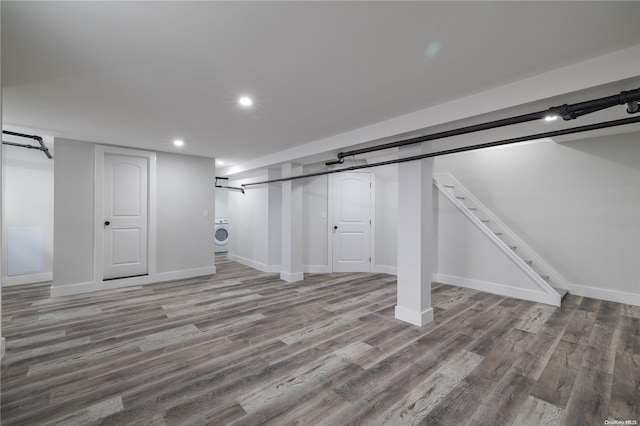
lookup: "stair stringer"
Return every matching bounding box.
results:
[435,172,571,293]
[434,179,563,307]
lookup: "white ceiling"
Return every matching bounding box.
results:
[2,1,640,169]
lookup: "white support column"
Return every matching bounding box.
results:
[395,143,436,326]
[0,7,5,358]
[267,168,282,267]
[281,163,303,282]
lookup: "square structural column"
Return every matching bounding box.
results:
[395,143,436,326]
[281,163,304,282]
[267,168,282,267]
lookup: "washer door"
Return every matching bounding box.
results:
[215,225,229,245]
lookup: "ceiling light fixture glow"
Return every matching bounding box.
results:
[217,160,224,166]
[544,115,559,122]
[174,139,184,147]
[238,96,253,107]
[425,41,442,58]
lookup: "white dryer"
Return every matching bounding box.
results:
[214,219,229,253]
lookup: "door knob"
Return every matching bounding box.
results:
[333,225,338,230]
[104,221,110,226]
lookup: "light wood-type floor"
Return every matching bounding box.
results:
[2,256,639,425]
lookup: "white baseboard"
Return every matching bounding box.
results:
[154,266,217,282]
[225,256,387,276]
[50,266,217,297]
[227,253,280,273]
[280,271,304,283]
[1,336,5,360]
[303,265,331,274]
[569,283,640,307]
[435,273,561,307]
[395,305,434,326]
[2,272,53,287]
[372,265,397,275]
[50,281,98,297]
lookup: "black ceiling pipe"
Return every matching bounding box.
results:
[2,130,53,159]
[215,177,244,194]
[243,116,640,188]
[330,88,640,163]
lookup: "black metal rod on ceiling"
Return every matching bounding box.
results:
[242,116,640,188]
[2,130,53,159]
[329,88,640,163]
[2,141,41,150]
[215,177,245,194]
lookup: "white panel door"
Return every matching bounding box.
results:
[332,172,371,272]
[103,154,148,280]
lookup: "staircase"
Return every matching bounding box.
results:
[434,173,569,306]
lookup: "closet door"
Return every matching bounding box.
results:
[332,172,371,272]
[103,153,148,280]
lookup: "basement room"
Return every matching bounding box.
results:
[1,1,639,425]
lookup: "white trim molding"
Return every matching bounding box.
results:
[369,172,377,274]
[435,273,561,307]
[372,265,397,276]
[154,267,217,283]
[226,255,307,282]
[225,256,391,277]
[2,272,52,287]
[569,283,640,307]
[280,271,304,283]
[303,265,331,274]
[394,305,434,327]
[50,266,217,297]
[327,173,334,271]
[226,253,280,273]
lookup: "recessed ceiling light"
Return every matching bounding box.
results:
[217,160,224,166]
[544,115,559,122]
[238,96,253,107]
[174,139,184,147]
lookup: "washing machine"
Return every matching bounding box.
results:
[214,219,230,253]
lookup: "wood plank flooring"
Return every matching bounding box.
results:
[2,255,639,425]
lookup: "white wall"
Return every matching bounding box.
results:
[302,169,329,271]
[53,139,95,286]
[156,151,215,273]
[229,167,333,273]
[2,141,54,285]
[215,187,228,219]
[228,171,274,270]
[53,138,216,294]
[434,132,640,304]
[372,163,398,273]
